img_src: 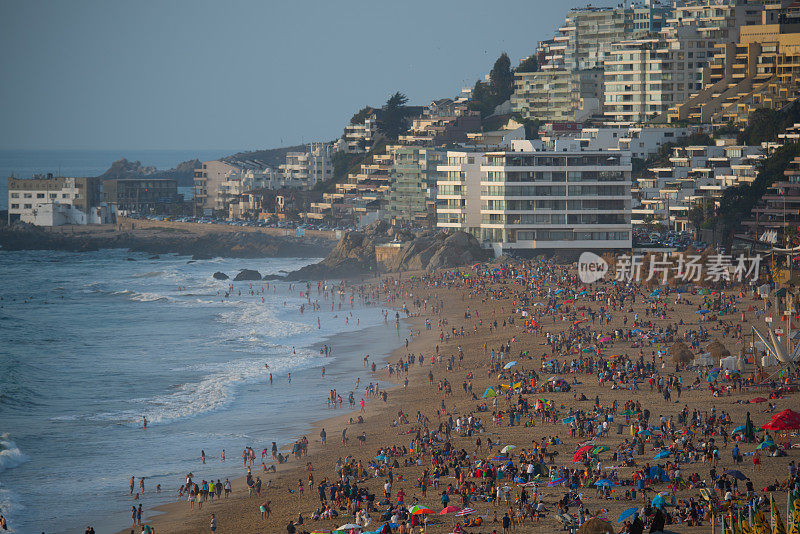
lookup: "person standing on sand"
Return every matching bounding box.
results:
[320,428,326,445]
[210,513,217,533]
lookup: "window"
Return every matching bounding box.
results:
[10,193,18,198]
[10,204,19,209]
[24,204,32,209]
[23,193,32,198]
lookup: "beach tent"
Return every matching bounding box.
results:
[482,387,497,398]
[720,356,739,371]
[694,353,714,367]
[761,354,778,367]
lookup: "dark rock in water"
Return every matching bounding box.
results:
[126,257,136,261]
[149,255,160,259]
[212,271,229,280]
[187,260,196,264]
[262,274,285,281]
[233,269,261,281]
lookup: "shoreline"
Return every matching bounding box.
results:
[135,279,434,534]
[110,286,411,534]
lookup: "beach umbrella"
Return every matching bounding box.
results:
[654,450,671,460]
[651,494,668,508]
[696,309,710,314]
[594,479,616,487]
[439,505,461,514]
[336,524,362,532]
[482,387,497,398]
[408,505,434,515]
[638,429,652,436]
[725,469,747,481]
[562,416,576,424]
[592,445,610,455]
[501,445,516,453]
[763,409,800,431]
[733,425,746,434]
[631,328,642,333]
[619,409,637,417]
[548,477,567,487]
[617,508,638,523]
[503,361,518,370]
[455,508,475,516]
[756,441,773,450]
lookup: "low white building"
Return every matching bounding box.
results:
[7,175,110,226]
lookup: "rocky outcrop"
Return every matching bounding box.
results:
[97,158,201,187]
[212,271,229,280]
[233,269,261,281]
[285,222,491,280]
[0,226,333,260]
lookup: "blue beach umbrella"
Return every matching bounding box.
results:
[696,309,710,314]
[594,479,616,487]
[733,425,746,434]
[654,450,671,460]
[548,477,567,487]
[757,441,773,450]
[618,508,638,523]
[503,361,518,370]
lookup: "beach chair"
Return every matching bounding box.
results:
[556,513,577,532]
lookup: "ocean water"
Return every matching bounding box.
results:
[0,250,399,533]
[0,149,231,210]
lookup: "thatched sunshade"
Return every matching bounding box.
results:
[578,517,615,534]
[707,339,731,360]
[670,342,693,364]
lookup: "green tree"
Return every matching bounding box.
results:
[489,52,514,104]
[379,92,411,139]
[688,205,705,239]
[516,55,538,74]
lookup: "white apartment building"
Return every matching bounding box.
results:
[436,151,483,233]
[632,141,764,230]
[343,114,380,153]
[194,160,276,215]
[278,142,334,189]
[604,25,717,124]
[437,139,632,254]
[510,68,604,122]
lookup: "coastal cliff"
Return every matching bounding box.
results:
[284,221,492,280]
[0,224,332,260]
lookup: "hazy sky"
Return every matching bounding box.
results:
[0,0,618,151]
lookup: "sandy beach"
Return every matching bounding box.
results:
[128,260,800,534]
